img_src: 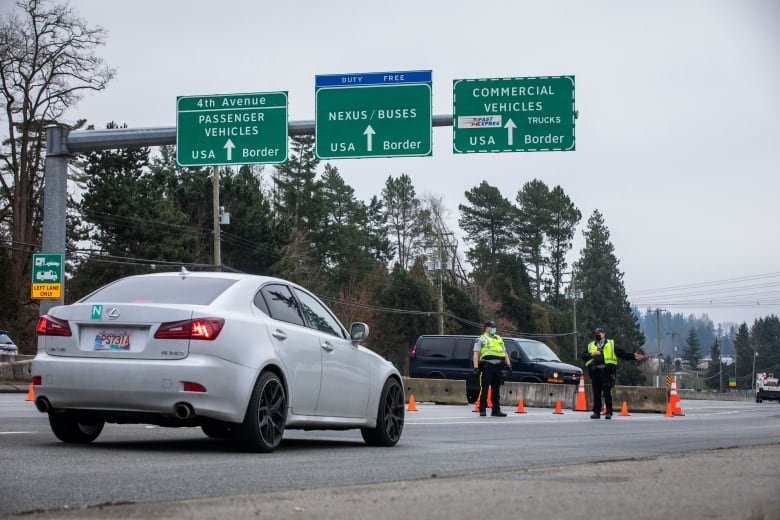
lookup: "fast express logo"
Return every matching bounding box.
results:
[457,115,502,128]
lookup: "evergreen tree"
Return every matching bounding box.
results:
[70,128,198,297]
[704,338,722,390]
[543,186,581,308]
[219,164,278,274]
[733,322,751,382]
[271,135,324,284]
[381,174,425,271]
[573,210,645,385]
[369,263,436,372]
[681,328,702,370]
[751,315,780,376]
[515,179,550,300]
[365,195,395,264]
[459,181,517,280]
[315,164,376,290]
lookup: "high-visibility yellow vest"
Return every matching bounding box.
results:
[586,339,617,366]
[479,333,505,360]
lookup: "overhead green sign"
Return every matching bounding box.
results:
[31,253,63,299]
[176,92,288,167]
[452,76,575,153]
[315,71,432,159]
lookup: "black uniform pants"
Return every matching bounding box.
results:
[590,368,614,414]
[478,362,503,413]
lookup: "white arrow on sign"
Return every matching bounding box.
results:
[504,118,517,146]
[364,125,376,152]
[224,139,236,161]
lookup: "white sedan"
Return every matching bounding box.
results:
[32,270,405,452]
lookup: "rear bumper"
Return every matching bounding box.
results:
[32,353,258,423]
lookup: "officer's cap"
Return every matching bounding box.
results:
[594,327,606,334]
[484,320,496,328]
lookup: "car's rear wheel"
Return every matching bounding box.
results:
[361,378,404,447]
[48,412,104,443]
[236,371,287,452]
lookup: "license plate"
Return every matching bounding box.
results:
[93,330,131,351]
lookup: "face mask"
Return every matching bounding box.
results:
[490,327,497,335]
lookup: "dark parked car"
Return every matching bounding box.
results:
[409,334,582,402]
[0,331,19,356]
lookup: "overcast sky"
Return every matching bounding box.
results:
[8,0,779,327]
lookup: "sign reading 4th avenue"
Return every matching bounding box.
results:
[453,76,575,153]
[315,70,432,159]
[176,92,288,167]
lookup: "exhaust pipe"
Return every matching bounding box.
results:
[173,402,194,419]
[35,397,51,413]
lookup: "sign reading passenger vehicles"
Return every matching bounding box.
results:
[176,92,288,167]
[453,76,575,153]
[315,70,432,159]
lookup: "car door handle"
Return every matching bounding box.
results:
[321,341,334,352]
[272,330,287,340]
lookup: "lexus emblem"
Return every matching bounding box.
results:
[106,307,121,320]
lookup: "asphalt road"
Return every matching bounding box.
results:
[1,394,779,519]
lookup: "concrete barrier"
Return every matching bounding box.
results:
[401,377,668,413]
[0,357,32,382]
[402,377,466,405]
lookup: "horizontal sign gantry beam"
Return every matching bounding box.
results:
[62,115,455,154]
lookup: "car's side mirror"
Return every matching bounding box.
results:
[510,351,520,361]
[350,322,370,343]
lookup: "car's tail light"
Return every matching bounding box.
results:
[182,381,207,392]
[32,375,42,386]
[155,318,224,340]
[36,316,72,337]
[410,344,417,358]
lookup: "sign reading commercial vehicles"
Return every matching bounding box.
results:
[176,92,288,167]
[31,253,63,299]
[315,70,432,159]
[453,76,575,153]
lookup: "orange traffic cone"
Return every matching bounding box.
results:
[574,375,587,411]
[553,398,564,414]
[664,401,674,417]
[487,387,493,409]
[407,394,417,411]
[515,398,527,414]
[473,400,480,413]
[670,377,684,416]
[25,383,35,401]
[619,402,630,416]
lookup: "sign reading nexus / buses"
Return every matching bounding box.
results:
[315,70,432,159]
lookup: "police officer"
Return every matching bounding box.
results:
[472,320,512,417]
[582,327,644,419]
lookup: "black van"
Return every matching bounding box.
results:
[408,335,583,402]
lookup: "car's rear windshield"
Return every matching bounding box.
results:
[79,277,238,305]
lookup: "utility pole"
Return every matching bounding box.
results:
[655,308,666,386]
[212,166,221,270]
[565,274,582,362]
[751,345,758,390]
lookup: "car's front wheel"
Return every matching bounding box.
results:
[48,412,104,443]
[236,371,287,452]
[361,378,404,447]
